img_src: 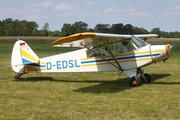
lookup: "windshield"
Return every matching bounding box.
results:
[131,35,149,48]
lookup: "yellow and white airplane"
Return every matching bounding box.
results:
[11,32,172,86]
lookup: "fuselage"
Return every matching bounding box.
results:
[23,44,171,73]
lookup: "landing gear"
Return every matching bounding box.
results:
[141,73,151,83]
[15,73,24,79]
[14,72,28,79]
[129,76,141,86]
[15,75,20,79]
[129,68,152,87]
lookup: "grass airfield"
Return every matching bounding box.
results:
[0,39,180,119]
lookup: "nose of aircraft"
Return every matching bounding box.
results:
[166,44,173,57]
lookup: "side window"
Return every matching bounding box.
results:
[86,40,136,57]
[86,47,106,57]
[86,49,94,57]
[120,41,135,53]
[128,41,134,51]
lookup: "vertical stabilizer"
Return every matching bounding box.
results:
[11,40,39,73]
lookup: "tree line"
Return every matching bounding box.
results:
[0,18,180,38]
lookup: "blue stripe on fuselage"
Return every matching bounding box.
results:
[81,53,160,65]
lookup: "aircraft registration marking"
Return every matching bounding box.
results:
[45,59,80,70]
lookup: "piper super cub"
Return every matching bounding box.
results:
[11,32,173,86]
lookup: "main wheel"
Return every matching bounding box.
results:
[129,76,141,87]
[141,73,151,83]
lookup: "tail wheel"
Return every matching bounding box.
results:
[15,75,20,79]
[141,73,152,83]
[129,76,141,87]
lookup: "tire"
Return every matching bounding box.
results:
[15,75,20,79]
[141,73,151,83]
[129,76,141,87]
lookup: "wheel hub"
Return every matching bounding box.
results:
[132,80,137,85]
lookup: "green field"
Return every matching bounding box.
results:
[0,38,180,119]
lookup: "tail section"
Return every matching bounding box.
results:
[11,40,39,74]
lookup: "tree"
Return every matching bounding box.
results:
[123,24,134,34]
[133,27,149,34]
[49,30,60,37]
[0,18,39,36]
[41,23,49,36]
[94,24,111,33]
[173,31,180,38]
[61,23,72,36]
[21,20,29,36]
[0,21,4,35]
[0,18,180,38]
[42,22,49,31]
[31,30,40,36]
[150,28,161,37]
[71,21,88,34]
[3,18,13,36]
[29,21,39,36]
[87,28,94,32]
[110,23,124,34]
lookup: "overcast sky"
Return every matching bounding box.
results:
[1,0,180,32]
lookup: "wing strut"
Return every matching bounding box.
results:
[102,40,123,71]
[80,43,121,70]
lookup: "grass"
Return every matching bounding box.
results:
[0,38,180,119]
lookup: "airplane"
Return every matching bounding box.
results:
[11,32,173,87]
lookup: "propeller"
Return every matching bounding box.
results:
[168,45,173,52]
[166,44,173,57]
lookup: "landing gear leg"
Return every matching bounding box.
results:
[14,72,28,79]
[138,68,152,83]
[15,73,24,79]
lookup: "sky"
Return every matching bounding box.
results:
[1,0,180,32]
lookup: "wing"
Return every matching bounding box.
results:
[50,33,131,47]
[50,32,157,47]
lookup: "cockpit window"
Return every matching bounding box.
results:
[86,35,149,57]
[131,35,149,48]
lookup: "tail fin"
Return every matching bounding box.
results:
[11,40,39,73]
